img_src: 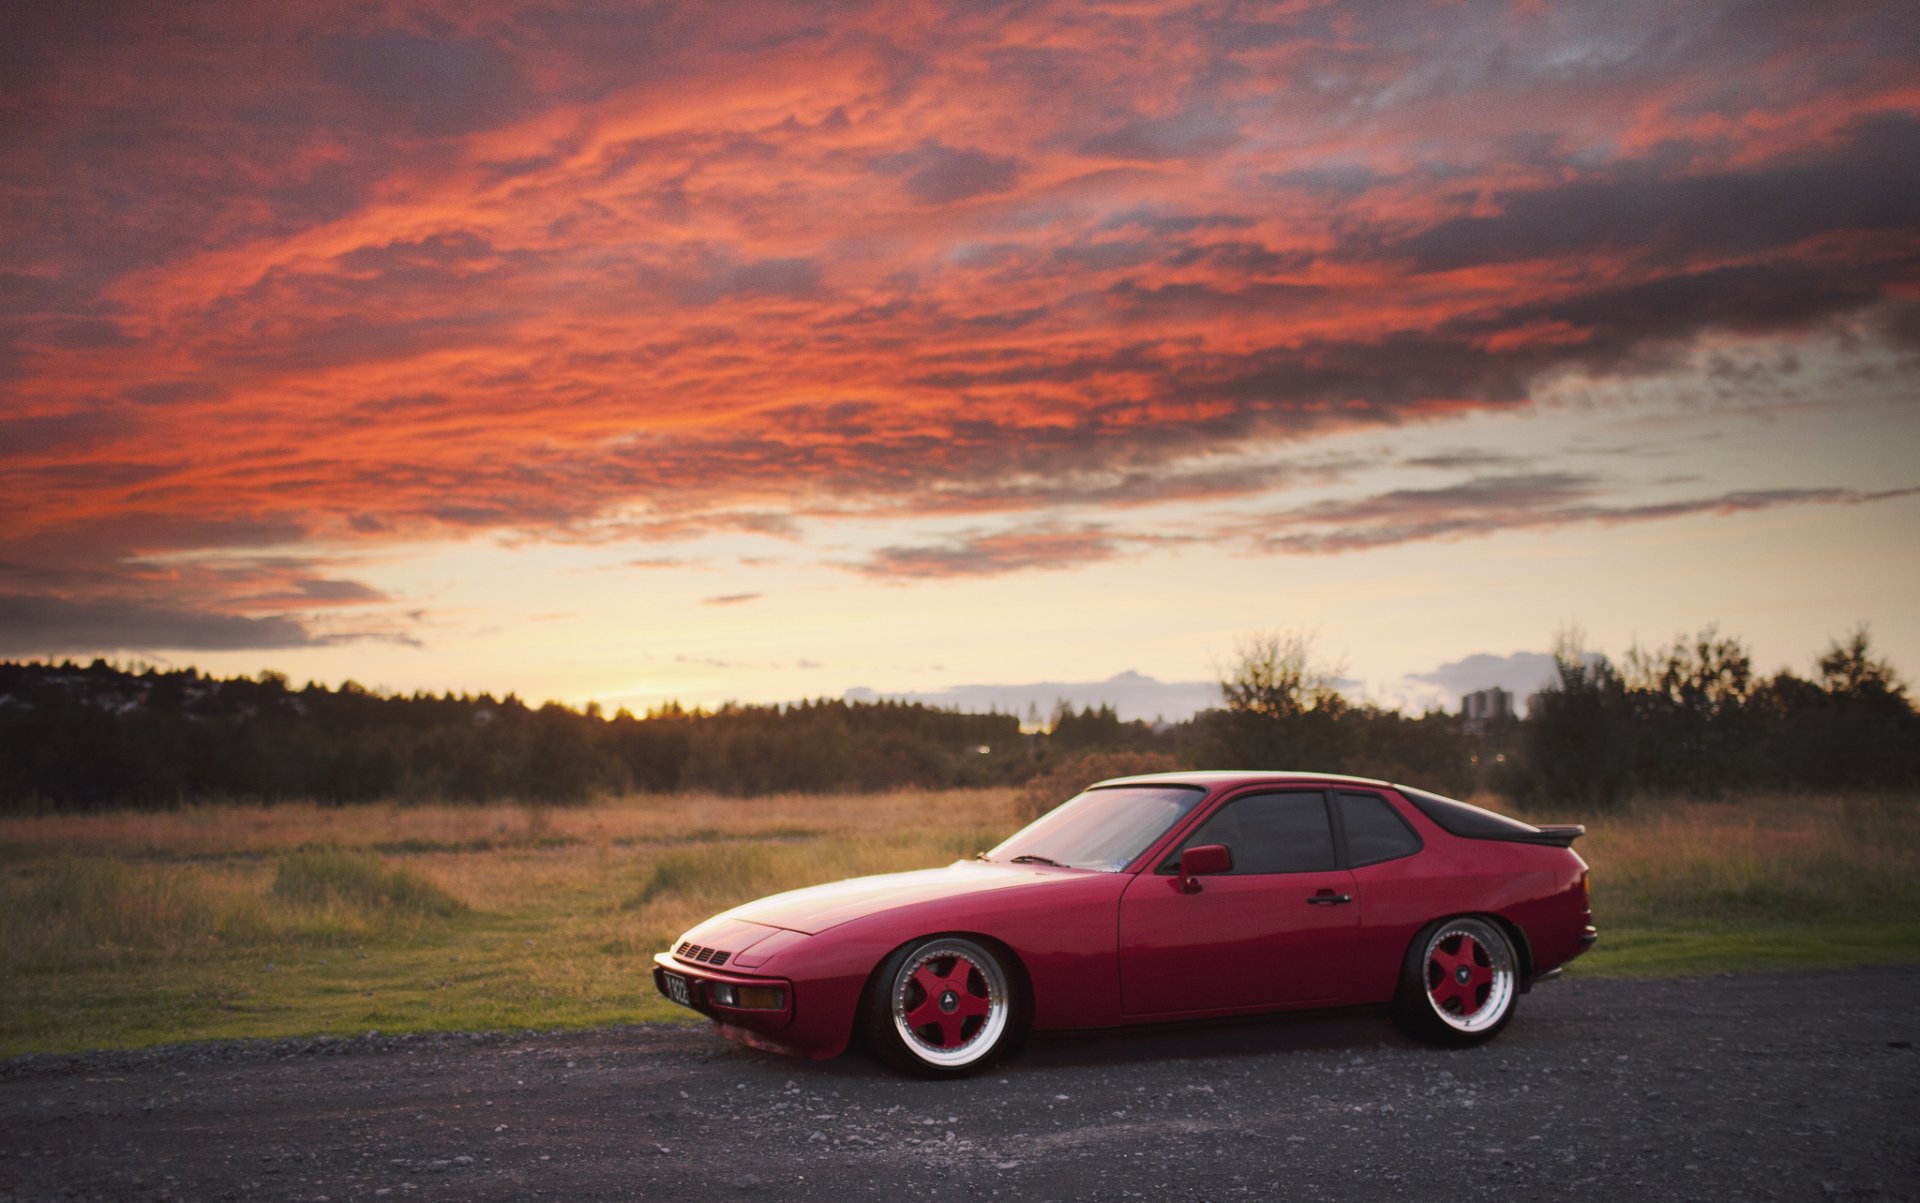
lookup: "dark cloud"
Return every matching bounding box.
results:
[1291,473,1601,524]
[1402,451,1529,471]
[336,230,504,277]
[0,591,322,655]
[222,310,518,374]
[1078,107,1240,161]
[239,578,387,607]
[1049,240,1162,272]
[1103,278,1328,321]
[0,408,142,456]
[1509,262,1888,349]
[1244,481,1918,555]
[1261,164,1381,196]
[3,514,312,564]
[873,141,1023,204]
[701,592,762,605]
[854,524,1131,579]
[677,255,825,305]
[122,380,226,407]
[320,31,541,139]
[1402,113,1920,272]
[1097,209,1256,235]
[909,459,1300,511]
[45,318,134,349]
[1162,242,1314,275]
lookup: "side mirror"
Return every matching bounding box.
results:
[1178,844,1233,893]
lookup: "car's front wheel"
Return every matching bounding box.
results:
[865,936,1024,1077]
[1391,916,1519,1046]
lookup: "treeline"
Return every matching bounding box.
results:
[1515,627,1920,806]
[0,664,1026,808]
[1,624,1914,811]
[1194,631,1478,796]
[1204,626,1920,809]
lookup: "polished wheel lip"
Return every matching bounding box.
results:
[1422,918,1514,1034]
[889,937,1009,1069]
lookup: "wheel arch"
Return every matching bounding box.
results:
[1403,910,1532,978]
[1486,912,1537,989]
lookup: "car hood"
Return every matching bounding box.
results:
[717,862,1071,935]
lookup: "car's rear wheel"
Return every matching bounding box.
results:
[865,936,1023,1077]
[1391,916,1518,1047]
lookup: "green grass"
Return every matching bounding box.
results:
[1,788,1916,1055]
[1577,921,1920,977]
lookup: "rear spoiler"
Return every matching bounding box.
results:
[1505,824,1585,848]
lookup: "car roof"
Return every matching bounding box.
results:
[1088,769,1394,790]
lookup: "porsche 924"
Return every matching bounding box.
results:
[653,771,1595,1076]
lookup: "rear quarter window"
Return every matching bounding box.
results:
[1337,791,1423,866]
[1396,785,1543,840]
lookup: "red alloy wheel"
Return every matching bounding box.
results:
[902,956,992,1048]
[1416,917,1516,1036]
[1427,932,1496,1016]
[883,936,1014,1071]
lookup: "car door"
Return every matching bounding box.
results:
[1117,789,1358,1015]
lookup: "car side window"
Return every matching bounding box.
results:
[1338,791,1423,866]
[1160,791,1337,875]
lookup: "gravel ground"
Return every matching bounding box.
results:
[2,966,1916,1202]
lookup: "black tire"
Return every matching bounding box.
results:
[1390,916,1520,1047]
[863,935,1025,1078]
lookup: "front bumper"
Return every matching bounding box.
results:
[652,952,795,1033]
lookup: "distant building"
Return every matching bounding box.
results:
[1461,686,1514,734]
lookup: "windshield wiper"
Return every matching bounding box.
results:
[1009,854,1064,866]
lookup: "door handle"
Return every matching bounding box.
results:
[1308,892,1352,906]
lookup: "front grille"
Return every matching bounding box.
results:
[675,941,731,967]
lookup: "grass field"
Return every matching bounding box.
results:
[2,788,1916,1055]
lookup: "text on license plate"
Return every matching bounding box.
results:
[662,971,691,1007]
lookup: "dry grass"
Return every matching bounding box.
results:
[0,842,478,970]
[1,786,1914,1053]
[1497,790,1920,925]
[0,789,1016,860]
[0,790,1020,1053]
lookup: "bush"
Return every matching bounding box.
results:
[270,848,465,918]
[0,855,263,968]
[628,843,782,908]
[1015,750,1184,821]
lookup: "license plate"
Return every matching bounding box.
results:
[661,971,692,1007]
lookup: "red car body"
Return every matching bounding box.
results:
[653,771,1595,1072]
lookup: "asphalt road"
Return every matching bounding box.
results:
[3,967,1916,1202]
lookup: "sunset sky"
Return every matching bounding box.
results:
[4,1,1916,719]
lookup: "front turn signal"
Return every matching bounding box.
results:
[710,982,786,1010]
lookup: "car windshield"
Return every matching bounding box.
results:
[985,784,1207,872]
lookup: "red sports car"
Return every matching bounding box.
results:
[652,771,1595,1076]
